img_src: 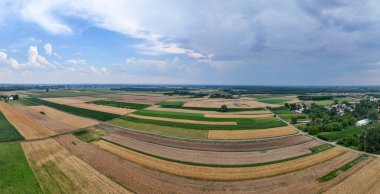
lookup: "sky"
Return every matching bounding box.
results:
[1,0,380,85]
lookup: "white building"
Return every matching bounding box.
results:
[356,119,371,127]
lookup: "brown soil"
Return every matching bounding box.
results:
[208,126,299,140]
[92,140,346,181]
[21,138,130,194]
[0,101,55,139]
[98,123,313,152]
[55,134,362,194]
[129,113,238,125]
[103,133,322,165]
[29,106,98,129]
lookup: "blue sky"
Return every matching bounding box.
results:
[0,0,380,85]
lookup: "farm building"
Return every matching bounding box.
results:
[355,119,371,127]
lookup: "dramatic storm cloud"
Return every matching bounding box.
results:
[0,0,380,85]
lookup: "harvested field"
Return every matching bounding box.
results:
[103,134,322,165]
[93,140,346,181]
[148,105,271,114]
[56,134,355,193]
[99,122,312,151]
[115,94,168,105]
[0,101,55,139]
[15,105,76,134]
[183,98,280,108]
[42,98,134,115]
[325,158,380,194]
[129,113,237,125]
[21,138,130,194]
[208,125,299,140]
[29,106,98,129]
[204,113,273,118]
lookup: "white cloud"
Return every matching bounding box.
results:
[90,65,107,74]
[67,58,86,65]
[0,51,25,69]
[44,43,53,55]
[27,46,55,68]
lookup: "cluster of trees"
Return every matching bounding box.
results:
[0,94,19,101]
[285,103,303,110]
[298,95,334,101]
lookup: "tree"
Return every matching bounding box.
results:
[12,94,19,100]
[220,104,228,112]
[368,109,379,122]
[290,117,298,124]
[359,124,380,152]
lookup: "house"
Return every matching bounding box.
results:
[7,96,14,101]
[356,119,371,127]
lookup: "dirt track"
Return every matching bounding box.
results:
[21,138,130,194]
[208,126,298,140]
[103,133,322,165]
[97,123,313,151]
[0,101,56,139]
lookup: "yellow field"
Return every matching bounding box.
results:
[93,140,346,181]
[0,101,56,139]
[21,139,130,194]
[208,126,299,140]
[29,106,98,129]
[324,158,380,194]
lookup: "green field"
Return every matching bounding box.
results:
[159,103,265,112]
[25,98,120,121]
[317,155,368,182]
[158,101,186,108]
[0,111,24,142]
[110,119,208,139]
[7,98,39,106]
[318,126,366,141]
[89,100,150,110]
[0,143,42,193]
[270,107,308,122]
[121,114,286,130]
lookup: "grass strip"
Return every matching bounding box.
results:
[25,98,120,121]
[317,154,368,183]
[73,128,109,143]
[121,115,286,130]
[0,143,42,193]
[0,111,24,142]
[89,100,150,110]
[100,138,334,168]
[160,105,265,112]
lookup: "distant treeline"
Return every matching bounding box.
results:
[297,95,346,101]
[0,85,64,91]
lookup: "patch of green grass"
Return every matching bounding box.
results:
[0,143,42,193]
[109,119,208,139]
[317,155,368,183]
[73,128,109,142]
[121,114,286,130]
[271,107,292,114]
[158,101,186,107]
[7,98,38,106]
[318,126,365,141]
[26,98,120,121]
[102,140,335,168]
[89,100,150,110]
[309,144,334,153]
[0,111,24,142]
[270,107,308,122]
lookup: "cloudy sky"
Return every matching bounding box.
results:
[0,0,380,85]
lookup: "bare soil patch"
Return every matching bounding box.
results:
[0,101,55,139]
[129,113,238,125]
[29,106,98,129]
[98,123,313,151]
[103,134,322,165]
[93,140,346,181]
[208,125,298,140]
[21,138,130,194]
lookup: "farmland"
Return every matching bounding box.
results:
[0,85,379,193]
